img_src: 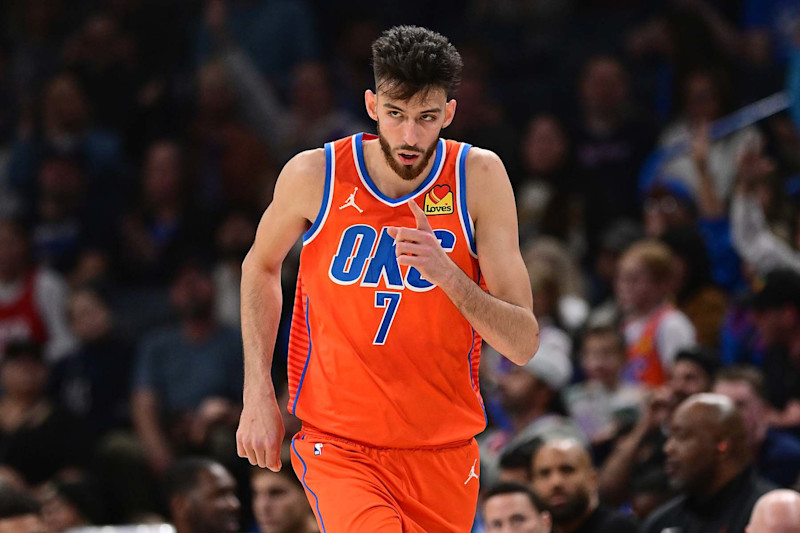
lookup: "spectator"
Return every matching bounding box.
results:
[528,266,572,369]
[497,440,538,484]
[660,226,728,348]
[588,220,643,309]
[0,217,76,362]
[9,72,130,219]
[479,344,582,486]
[730,146,800,275]
[616,240,696,386]
[39,478,103,532]
[530,438,639,533]
[746,489,800,533]
[564,325,644,445]
[118,140,208,286]
[0,485,44,533]
[643,394,775,533]
[669,348,718,407]
[186,61,275,215]
[658,69,761,201]
[0,340,90,486]
[49,283,134,442]
[523,238,589,333]
[748,269,800,431]
[163,457,240,533]
[629,469,672,522]
[570,54,659,255]
[517,114,580,249]
[482,481,552,533]
[598,386,673,506]
[251,459,317,533]
[714,367,800,488]
[132,262,243,476]
[195,0,317,88]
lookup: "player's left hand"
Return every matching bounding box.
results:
[387,200,457,288]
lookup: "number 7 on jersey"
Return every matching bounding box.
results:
[373,291,402,345]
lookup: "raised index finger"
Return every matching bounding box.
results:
[408,199,433,232]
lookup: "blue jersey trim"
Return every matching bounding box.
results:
[467,327,488,429]
[456,144,477,256]
[291,437,327,533]
[291,296,313,415]
[303,142,334,243]
[353,132,445,206]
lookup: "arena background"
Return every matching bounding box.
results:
[0,0,798,532]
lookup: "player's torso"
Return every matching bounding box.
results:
[287,133,487,448]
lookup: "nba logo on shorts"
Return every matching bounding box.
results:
[314,443,324,456]
[424,185,454,215]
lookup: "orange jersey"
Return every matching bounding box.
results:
[287,133,487,448]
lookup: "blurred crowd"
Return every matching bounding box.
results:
[0,0,799,532]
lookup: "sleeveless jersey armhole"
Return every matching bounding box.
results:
[455,143,478,257]
[302,142,335,245]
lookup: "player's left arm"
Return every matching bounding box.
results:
[391,148,538,365]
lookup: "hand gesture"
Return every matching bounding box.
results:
[387,200,456,288]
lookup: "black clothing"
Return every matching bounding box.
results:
[572,505,640,533]
[642,467,775,533]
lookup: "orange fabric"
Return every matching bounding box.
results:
[624,303,673,386]
[287,134,486,449]
[290,428,480,533]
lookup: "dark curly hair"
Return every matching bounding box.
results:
[371,25,463,101]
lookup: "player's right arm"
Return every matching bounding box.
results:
[237,148,324,471]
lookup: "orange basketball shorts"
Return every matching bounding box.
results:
[290,427,480,532]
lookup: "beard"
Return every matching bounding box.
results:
[544,489,591,524]
[377,121,440,181]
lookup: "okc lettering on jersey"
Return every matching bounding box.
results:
[328,224,456,292]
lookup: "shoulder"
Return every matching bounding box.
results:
[660,309,695,333]
[464,146,507,180]
[278,148,326,188]
[272,148,326,220]
[34,268,68,294]
[463,146,514,219]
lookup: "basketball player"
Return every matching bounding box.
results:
[237,25,540,532]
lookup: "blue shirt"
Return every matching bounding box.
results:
[134,325,243,413]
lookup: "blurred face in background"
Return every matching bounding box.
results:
[580,57,628,121]
[37,159,84,222]
[1,355,47,401]
[522,116,568,175]
[752,305,798,347]
[713,379,768,450]
[684,72,721,125]
[484,492,551,533]
[291,62,333,118]
[43,75,89,133]
[643,192,694,238]
[615,255,665,315]
[68,289,112,343]
[171,267,215,321]
[0,222,28,282]
[143,141,183,208]
[197,63,234,121]
[216,212,256,264]
[251,470,310,533]
[581,331,626,389]
[670,360,712,406]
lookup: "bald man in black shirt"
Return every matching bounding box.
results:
[643,394,775,533]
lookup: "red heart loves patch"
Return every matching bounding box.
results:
[429,184,451,203]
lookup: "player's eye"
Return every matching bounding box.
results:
[388,110,401,117]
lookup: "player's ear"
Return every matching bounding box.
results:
[365,90,378,122]
[442,99,457,129]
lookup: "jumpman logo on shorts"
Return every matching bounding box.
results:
[339,187,363,213]
[464,458,479,485]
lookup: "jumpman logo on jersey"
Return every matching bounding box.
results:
[339,187,363,213]
[464,458,479,485]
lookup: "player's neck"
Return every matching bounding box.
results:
[362,138,435,199]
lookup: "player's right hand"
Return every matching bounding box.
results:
[236,391,285,471]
